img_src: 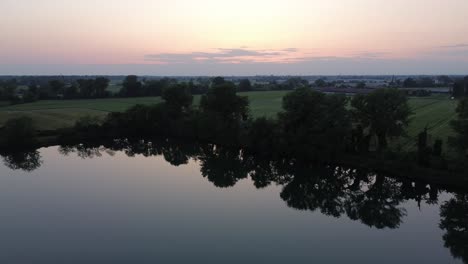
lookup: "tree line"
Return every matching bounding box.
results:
[1,75,467,106]
[2,76,468,175]
[46,80,466,175]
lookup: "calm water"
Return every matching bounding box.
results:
[0,144,465,264]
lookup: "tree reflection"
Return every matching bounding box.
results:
[1,138,464,262]
[278,165,407,228]
[346,175,406,229]
[440,194,468,264]
[244,157,281,189]
[1,150,42,172]
[56,139,468,238]
[198,145,248,188]
[280,165,347,217]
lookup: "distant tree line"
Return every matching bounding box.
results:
[55,83,466,173]
[2,74,464,106]
[402,76,453,88]
[452,76,468,98]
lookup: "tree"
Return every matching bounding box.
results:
[211,77,225,86]
[64,83,79,99]
[351,89,411,151]
[1,150,42,172]
[94,77,110,98]
[49,80,65,95]
[403,78,418,88]
[450,98,468,157]
[314,78,327,87]
[0,79,18,101]
[452,76,468,98]
[199,146,248,188]
[419,77,435,88]
[238,79,252,92]
[23,84,39,102]
[144,78,176,96]
[437,75,453,86]
[199,82,249,121]
[243,117,279,155]
[440,194,468,264]
[279,88,351,160]
[198,82,249,145]
[1,116,37,147]
[77,79,94,98]
[284,77,308,90]
[121,75,142,97]
[417,127,431,167]
[356,81,366,89]
[161,83,193,117]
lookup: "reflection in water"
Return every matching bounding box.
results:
[199,145,248,188]
[1,139,467,263]
[1,150,42,172]
[440,194,468,264]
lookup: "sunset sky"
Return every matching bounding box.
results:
[1,0,468,75]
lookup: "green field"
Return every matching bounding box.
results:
[0,91,458,151]
[0,91,287,130]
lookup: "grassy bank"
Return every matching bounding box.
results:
[0,91,457,151]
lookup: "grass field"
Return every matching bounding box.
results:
[0,91,287,130]
[0,91,458,151]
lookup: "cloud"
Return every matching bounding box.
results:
[6,56,468,76]
[439,43,468,49]
[425,44,468,58]
[145,48,300,64]
[145,47,396,66]
[353,51,390,59]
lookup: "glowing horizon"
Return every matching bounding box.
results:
[1,0,468,75]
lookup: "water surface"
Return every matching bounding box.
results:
[0,144,465,264]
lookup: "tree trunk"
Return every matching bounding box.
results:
[377,132,387,152]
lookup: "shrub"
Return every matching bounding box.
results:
[1,116,37,147]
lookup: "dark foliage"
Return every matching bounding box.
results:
[351,88,411,151]
[120,75,143,97]
[0,116,37,148]
[279,88,351,161]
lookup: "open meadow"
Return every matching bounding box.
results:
[0,91,457,151]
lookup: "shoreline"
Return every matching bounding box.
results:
[2,132,467,191]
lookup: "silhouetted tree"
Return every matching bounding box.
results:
[1,116,37,148]
[345,175,406,229]
[64,83,79,99]
[356,81,366,89]
[238,79,252,92]
[94,77,110,98]
[49,80,65,95]
[351,89,411,151]
[121,75,142,97]
[279,88,351,160]
[198,145,248,188]
[211,77,225,86]
[161,83,193,117]
[0,79,18,101]
[403,78,418,88]
[440,194,468,264]
[452,76,468,98]
[280,166,347,217]
[450,98,468,157]
[200,82,249,121]
[437,75,453,86]
[1,150,42,172]
[314,78,327,87]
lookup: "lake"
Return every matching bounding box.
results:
[0,141,465,264]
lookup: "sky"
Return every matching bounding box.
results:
[1,0,468,75]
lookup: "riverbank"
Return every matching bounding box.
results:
[2,130,467,191]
